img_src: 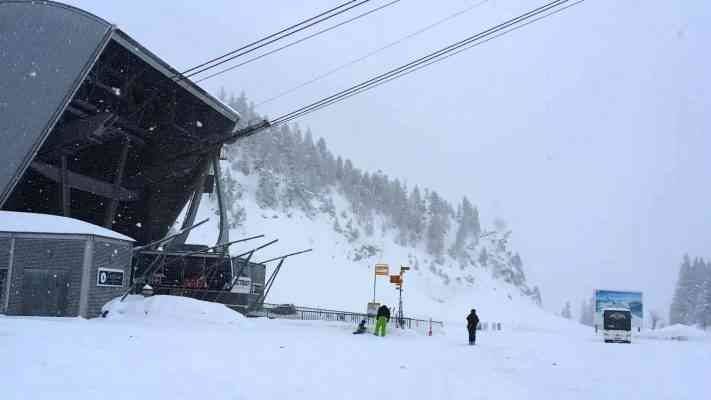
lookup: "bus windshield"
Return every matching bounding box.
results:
[603,310,631,331]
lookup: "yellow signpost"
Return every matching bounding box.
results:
[373,263,389,302]
[375,264,389,275]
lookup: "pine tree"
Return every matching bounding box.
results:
[255,170,278,209]
[449,197,480,260]
[687,257,706,324]
[510,253,526,286]
[670,255,694,325]
[407,186,426,245]
[532,286,542,307]
[694,259,711,329]
[478,247,489,266]
[425,191,447,260]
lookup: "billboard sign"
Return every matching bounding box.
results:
[594,289,643,328]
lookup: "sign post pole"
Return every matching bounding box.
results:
[398,266,410,329]
[373,268,377,303]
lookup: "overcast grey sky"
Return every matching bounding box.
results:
[64,0,710,315]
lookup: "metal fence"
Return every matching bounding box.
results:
[146,288,444,334]
[228,303,444,334]
[478,322,503,331]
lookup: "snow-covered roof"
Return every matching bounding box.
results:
[0,211,134,242]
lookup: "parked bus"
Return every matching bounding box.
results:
[602,307,632,343]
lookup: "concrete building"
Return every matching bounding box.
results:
[0,211,134,318]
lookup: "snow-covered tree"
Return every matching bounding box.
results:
[694,260,711,329]
[219,90,540,302]
[670,255,694,325]
[648,310,662,330]
[579,297,594,326]
[561,301,572,319]
[255,169,278,209]
[530,286,543,307]
[449,196,481,261]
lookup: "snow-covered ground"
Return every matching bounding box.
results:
[638,324,710,342]
[1,296,708,400]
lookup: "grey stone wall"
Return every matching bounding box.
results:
[85,238,132,318]
[6,237,86,316]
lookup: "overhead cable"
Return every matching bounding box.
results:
[256,0,490,107]
[184,0,385,79]
[269,0,584,126]
[181,1,363,76]
[194,0,403,82]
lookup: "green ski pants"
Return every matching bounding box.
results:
[375,316,388,336]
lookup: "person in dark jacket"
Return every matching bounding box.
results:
[374,304,391,337]
[466,309,480,345]
[353,319,367,334]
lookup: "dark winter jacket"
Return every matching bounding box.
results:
[467,311,480,332]
[377,305,391,321]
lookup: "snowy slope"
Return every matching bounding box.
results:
[1,296,709,400]
[181,165,564,330]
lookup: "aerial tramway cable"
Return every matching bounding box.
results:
[165,0,586,162]
[182,0,392,79]
[180,0,368,77]
[269,0,584,126]
[256,0,490,107]
[194,0,403,83]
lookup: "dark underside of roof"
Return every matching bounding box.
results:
[0,2,239,245]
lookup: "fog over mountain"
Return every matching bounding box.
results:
[65,0,711,316]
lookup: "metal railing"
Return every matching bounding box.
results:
[146,288,443,333]
[228,302,444,333]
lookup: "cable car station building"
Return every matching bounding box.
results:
[0,212,133,317]
[0,1,268,317]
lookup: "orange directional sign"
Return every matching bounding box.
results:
[390,275,401,284]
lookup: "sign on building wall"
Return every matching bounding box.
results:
[97,268,124,287]
[594,289,643,328]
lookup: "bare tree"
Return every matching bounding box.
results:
[649,310,662,330]
[561,301,572,319]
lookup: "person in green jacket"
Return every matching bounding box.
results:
[374,304,391,336]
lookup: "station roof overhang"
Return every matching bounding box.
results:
[0,1,240,245]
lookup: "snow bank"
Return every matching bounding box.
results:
[0,210,134,241]
[102,295,246,326]
[639,324,710,342]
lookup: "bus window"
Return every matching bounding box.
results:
[603,310,631,331]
